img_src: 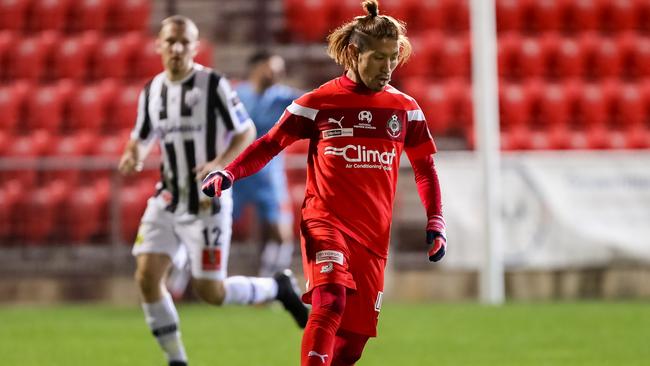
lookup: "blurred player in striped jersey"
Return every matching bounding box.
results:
[118,15,308,366]
[201,1,447,365]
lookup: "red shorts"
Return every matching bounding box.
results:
[300,219,386,337]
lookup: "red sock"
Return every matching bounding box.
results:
[331,330,369,366]
[301,284,346,366]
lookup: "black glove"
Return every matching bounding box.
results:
[201,170,234,197]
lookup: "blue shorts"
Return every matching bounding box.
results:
[232,158,292,224]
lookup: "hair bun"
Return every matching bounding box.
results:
[363,0,379,17]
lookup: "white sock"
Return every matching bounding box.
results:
[142,293,187,363]
[260,241,280,277]
[276,242,294,270]
[223,276,278,305]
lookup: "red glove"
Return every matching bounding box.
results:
[201,170,234,197]
[426,215,447,262]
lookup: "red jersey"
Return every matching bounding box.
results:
[263,75,436,258]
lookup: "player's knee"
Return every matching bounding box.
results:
[312,283,346,315]
[192,278,226,305]
[332,332,368,366]
[134,268,163,299]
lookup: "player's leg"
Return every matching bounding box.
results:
[330,242,387,365]
[132,199,188,366]
[299,219,358,366]
[331,330,369,366]
[301,284,347,366]
[181,195,308,327]
[257,166,294,276]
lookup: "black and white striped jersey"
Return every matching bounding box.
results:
[131,63,253,216]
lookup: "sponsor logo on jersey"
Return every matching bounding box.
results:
[315,250,344,265]
[354,110,375,130]
[386,114,402,138]
[323,128,353,139]
[327,116,344,129]
[324,145,397,170]
[358,110,373,123]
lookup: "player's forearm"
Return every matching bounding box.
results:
[411,154,443,218]
[224,134,284,181]
[211,124,257,168]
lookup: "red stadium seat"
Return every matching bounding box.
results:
[625,124,650,149]
[8,35,46,80]
[135,38,163,79]
[109,84,141,131]
[496,0,528,33]
[529,0,565,32]
[0,84,24,134]
[422,83,454,136]
[91,130,129,181]
[575,83,610,128]
[20,181,69,243]
[196,38,214,68]
[68,0,111,32]
[409,0,444,32]
[29,0,70,32]
[379,0,413,25]
[626,35,650,79]
[565,0,601,32]
[639,0,650,33]
[52,32,98,80]
[109,0,151,32]
[441,35,470,79]
[519,36,546,79]
[538,82,574,129]
[93,33,140,80]
[601,0,638,32]
[546,125,574,150]
[25,84,66,132]
[499,82,532,129]
[499,33,549,80]
[442,0,470,33]
[0,180,23,242]
[399,32,444,78]
[0,31,15,81]
[119,183,150,243]
[61,182,108,242]
[589,36,623,79]
[284,0,331,42]
[68,83,109,131]
[43,131,95,186]
[614,83,645,129]
[0,0,29,31]
[585,124,613,149]
[546,35,586,79]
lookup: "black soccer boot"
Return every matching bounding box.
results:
[274,269,310,328]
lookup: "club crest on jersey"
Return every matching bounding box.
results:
[184,87,202,107]
[386,115,402,138]
[320,262,334,274]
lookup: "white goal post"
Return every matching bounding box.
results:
[469,0,505,304]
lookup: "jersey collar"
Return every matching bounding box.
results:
[338,72,385,95]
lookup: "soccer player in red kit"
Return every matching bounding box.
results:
[202,1,446,365]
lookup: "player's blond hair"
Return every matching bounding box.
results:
[327,0,412,70]
[160,15,199,39]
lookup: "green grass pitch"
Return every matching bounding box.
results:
[1,302,648,366]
